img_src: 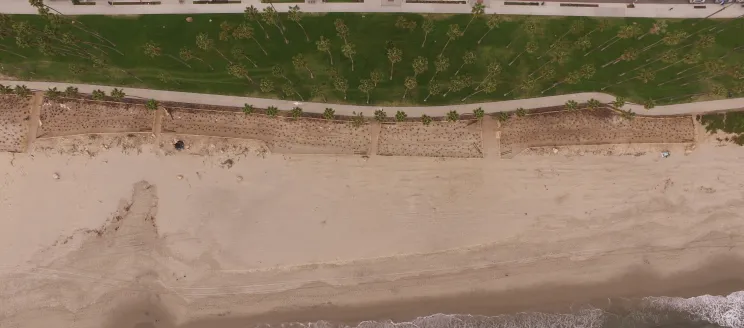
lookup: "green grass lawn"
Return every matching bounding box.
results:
[1,11,743,106]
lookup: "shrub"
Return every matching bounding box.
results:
[395,110,407,122]
[0,84,12,95]
[643,99,655,110]
[145,99,158,111]
[243,104,254,115]
[587,98,601,110]
[421,114,432,126]
[64,86,79,98]
[374,109,387,122]
[472,107,485,120]
[351,111,365,128]
[14,85,31,98]
[564,100,579,111]
[45,87,61,100]
[612,96,626,109]
[110,88,125,101]
[515,108,527,117]
[91,89,106,100]
[323,108,335,120]
[266,106,279,117]
[446,110,459,122]
[290,106,302,119]
[496,112,510,122]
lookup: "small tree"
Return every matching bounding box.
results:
[64,86,79,98]
[473,107,485,120]
[387,47,403,80]
[440,24,464,56]
[351,111,365,128]
[412,56,429,78]
[421,114,433,126]
[455,51,476,76]
[145,99,158,111]
[643,99,655,110]
[374,109,387,122]
[110,88,125,101]
[620,109,636,120]
[424,80,443,102]
[0,85,13,95]
[311,85,326,102]
[370,70,384,87]
[395,110,407,122]
[91,89,105,100]
[421,18,434,47]
[290,106,303,119]
[260,78,274,93]
[45,87,61,100]
[14,85,31,98]
[358,79,375,104]
[342,43,357,71]
[266,106,279,117]
[288,5,310,42]
[446,110,459,122]
[316,36,333,65]
[334,78,349,100]
[516,108,527,117]
[612,96,626,109]
[586,98,601,111]
[564,100,579,111]
[402,76,418,99]
[496,112,510,122]
[323,107,335,120]
[243,104,254,115]
[292,53,314,79]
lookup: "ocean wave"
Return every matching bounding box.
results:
[644,291,744,328]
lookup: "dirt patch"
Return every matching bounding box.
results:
[37,99,154,138]
[377,121,483,158]
[162,108,370,155]
[0,95,30,152]
[499,108,695,157]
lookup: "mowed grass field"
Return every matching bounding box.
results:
[1,12,743,106]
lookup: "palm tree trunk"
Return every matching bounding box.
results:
[0,48,27,58]
[166,54,192,68]
[242,55,258,68]
[402,89,408,99]
[82,41,123,56]
[343,91,347,100]
[508,51,525,66]
[477,28,493,45]
[215,49,231,63]
[675,63,704,75]
[461,89,482,102]
[506,39,515,49]
[252,38,268,55]
[350,58,355,71]
[297,23,310,42]
[255,20,270,39]
[541,82,560,94]
[658,70,706,86]
[429,72,438,83]
[390,63,395,80]
[640,39,664,53]
[194,57,214,70]
[539,30,572,59]
[620,57,662,76]
[439,39,451,57]
[424,92,433,101]
[637,31,651,40]
[326,50,334,65]
[421,32,429,47]
[454,63,466,76]
[463,17,475,34]
[600,37,621,52]
[274,24,289,44]
[528,60,553,78]
[585,36,616,57]
[295,91,304,101]
[366,92,370,104]
[601,76,635,90]
[305,66,314,79]
[602,58,620,68]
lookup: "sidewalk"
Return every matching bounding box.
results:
[4,80,743,116]
[0,0,743,18]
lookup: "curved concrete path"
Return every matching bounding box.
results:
[3,80,743,117]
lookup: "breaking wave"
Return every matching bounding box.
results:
[256,291,744,328]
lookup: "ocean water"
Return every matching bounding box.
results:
[257,291,744,328]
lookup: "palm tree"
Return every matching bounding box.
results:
[696,34,715,49]
[311,85,326,101]
[334,77,349,100]
[473,107,485,120]
[586,98,601,110]
[621,49,676,77]
[612,96,626,109]
[478,15,501,45]
[335,19,350,45]
[64,86,79,98]
[342,43,357,71]
[444,74,471,97]
[288,5,309,42]
[463,2,486,34]
[179,47,213,70]
[227,63,254,83]
[455,51,476,76]
[219,21,233,41]
[574,36,592,52]
[323,108,335,120]
[358,79,374,104]
[600,24,641,52]
[462,78,497,102]
[351,111,365,128]
[91,89,105,100]
[539,19,584,59]
[262,7,288,44]
[640,30,688,54]
[402,76,417,99]
[637,21,667,40]
[477,62,501,90]
[421,18,434,47]
[143,41,191,68]
[232,23,268,55]
[446,110,459,122]
[196,33,230,62]
[370,70,384,87]
[637,69,655,84]
[440,24,463,56]
[395,111,408,122]
[496,112,511,122]
[643,99,655,110]
[292,54,314,79]
[230,47,257,68]
[145,99,158,111]
[412,56,429,78]
[602,47,639,68]
[387,47,403,80]
[244,5,269,39]
[430,55,450,83]
[424,80,442,102]
[620,109,636,120]
[374,109,387,122]
[516,108,527,117]
[243,104,255,115]
[290,106,303,119]
[45,87,60,100]
[260,78,274,93]
[272,65,292,84]
[509,41,538,66]
[266,106,279,117]
[282,84,303,100]
[110,88,125,101]
[316,36,333,65]
[421,114,433,126]
[564,100,579,111]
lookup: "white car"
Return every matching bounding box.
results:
[689,0,705,3]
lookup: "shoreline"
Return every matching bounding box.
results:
[117,255,744,328]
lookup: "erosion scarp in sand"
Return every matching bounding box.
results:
[377,121,483,158]
[0,95,29,152]
[37,99,154,138]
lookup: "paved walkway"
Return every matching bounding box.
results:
[1,0,743,18]
[4,80,743,116]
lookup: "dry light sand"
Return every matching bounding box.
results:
[1,132,744,327]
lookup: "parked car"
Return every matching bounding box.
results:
[689,0,705,3]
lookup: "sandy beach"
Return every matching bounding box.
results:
[1,131,744,327]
